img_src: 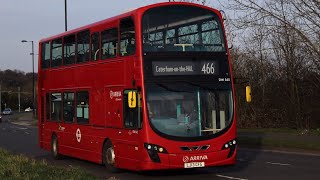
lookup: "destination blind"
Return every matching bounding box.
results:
[152,61,219,76]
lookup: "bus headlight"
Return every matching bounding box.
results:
[144,143,168,154]
[222,139,237,150]
[222,139,237,158]
[144,143,168,163]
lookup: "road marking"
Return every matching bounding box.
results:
[266,162,291,166]
[16,127,28,130]
[24,132,30,135]
[216,174,248,180]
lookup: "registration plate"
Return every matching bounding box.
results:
[184,162,205,168]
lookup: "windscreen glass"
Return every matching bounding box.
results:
[142,5,225,52]
[146,82,233,138]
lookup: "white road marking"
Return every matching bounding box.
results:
[16,127,28,130]
[266,162,291,166]
[24,132,30,135]
[216,174,248,180]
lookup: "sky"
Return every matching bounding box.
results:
[0,0,224,73]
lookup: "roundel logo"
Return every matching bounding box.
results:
[183,156,189,163]
[76,128,81,143]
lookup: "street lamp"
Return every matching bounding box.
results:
[21,40,36,117]
[65,0,67,31]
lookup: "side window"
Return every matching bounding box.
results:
[76,91,89,124]
[63,35,76,65]
[101,28,118,59]
[41,42,51,69]
[46,93,50,120]
[51,39,63,67]
[120,18,136,56]
[77,30,90,63]
[51,93,62,121]
[91,32,100,61]
[123,90,142,129]
[64,92,75,123]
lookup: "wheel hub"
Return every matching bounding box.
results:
[106,147,115,165]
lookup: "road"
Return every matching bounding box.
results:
[1,115,320,180]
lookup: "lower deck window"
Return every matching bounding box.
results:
[51,93,62,121]
[76,91,89,124]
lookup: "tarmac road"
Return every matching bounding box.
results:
[1,116,320,180]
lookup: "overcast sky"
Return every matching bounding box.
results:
[0,0,223,73]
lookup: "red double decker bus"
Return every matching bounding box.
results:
[38,2,237,171]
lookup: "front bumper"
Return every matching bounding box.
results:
[140,147,237,171]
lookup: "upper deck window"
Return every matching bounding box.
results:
[120,18,136,56]
[101,28,118,59]
[91,32,100,61]
[64,34,76,65]
[142,5,225,52]
[77,30,90,63]
[41,42,50,69]
[51,39,63,67]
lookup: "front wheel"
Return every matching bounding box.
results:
[51,134,61,160]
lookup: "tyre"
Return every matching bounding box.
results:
[102,140,119,172]
[51,134,62,160]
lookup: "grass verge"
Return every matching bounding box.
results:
[0,148,97,179]
[238,136,320,151]
[238,128,320,136]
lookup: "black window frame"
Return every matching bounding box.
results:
[46,93,50,121]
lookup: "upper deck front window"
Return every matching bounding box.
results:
[142,5,226,52]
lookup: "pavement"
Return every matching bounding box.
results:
[1,115,320,179]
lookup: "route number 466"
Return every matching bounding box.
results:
[201,63,215,74]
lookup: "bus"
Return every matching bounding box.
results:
[38,2,238,171]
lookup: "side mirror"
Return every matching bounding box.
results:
[128,91,137,108]
[220,10,227,21]
[246,86,252,103]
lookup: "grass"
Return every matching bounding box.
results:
[238,136,320,151]
[238,128,320,151]
[238,128,320,136]
[0,148,98,179]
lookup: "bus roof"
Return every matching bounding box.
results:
[39,2,220,43]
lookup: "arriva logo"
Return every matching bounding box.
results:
[183,155,208,162]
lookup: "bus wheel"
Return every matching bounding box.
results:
[103,140,119,172]
[51,134,61,160]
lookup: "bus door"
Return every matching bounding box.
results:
[116,90,142,169]
[39,92,47,148]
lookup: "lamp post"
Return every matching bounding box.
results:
[65,0,67,31]
[21,40,36,117]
